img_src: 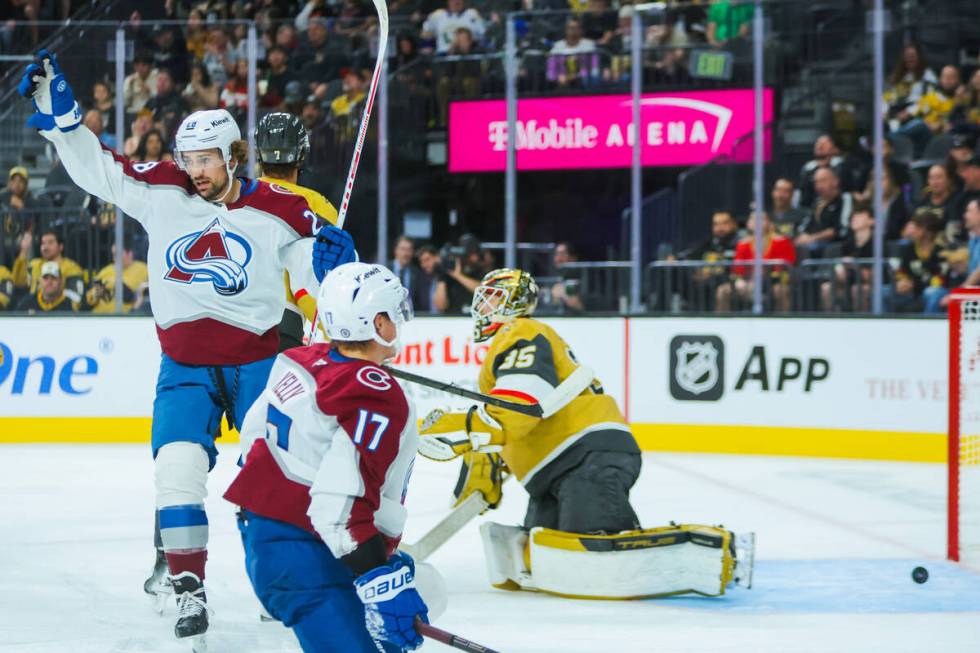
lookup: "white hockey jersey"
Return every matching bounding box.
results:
[225,345,418,559]
[41,126,318,365]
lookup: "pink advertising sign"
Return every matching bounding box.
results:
[448,88,774,172]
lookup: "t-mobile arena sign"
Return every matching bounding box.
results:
[448,88,773,172]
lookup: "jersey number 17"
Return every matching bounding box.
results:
[264,405,389,452]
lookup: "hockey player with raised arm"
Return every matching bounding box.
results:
[18,51,357,647]
[419,269,754,599]
[225,262,430,652]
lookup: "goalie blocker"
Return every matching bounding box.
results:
[480,522,755,599]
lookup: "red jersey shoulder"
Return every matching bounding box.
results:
[240,179,317,237]
[281,345,408,417]
[282,342,332,372]
[104,144,192,192]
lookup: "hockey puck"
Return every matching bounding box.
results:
[912,566,929,584]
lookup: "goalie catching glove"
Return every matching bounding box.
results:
[418,405,504,461]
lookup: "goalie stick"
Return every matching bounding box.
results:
[399,472,512,561]
[386,364,595,419]
[336,0,388,228]
[416,617,503,653]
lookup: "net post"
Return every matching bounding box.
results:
[949,295,961,562]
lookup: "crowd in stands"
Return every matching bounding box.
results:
[2,0,980,315]
[675,122,980,314]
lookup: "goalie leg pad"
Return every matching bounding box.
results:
[479,522,535,591]
[528,524,737,599]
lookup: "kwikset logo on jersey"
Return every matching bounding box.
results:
[670,335,724,401]
[164,218,253,296]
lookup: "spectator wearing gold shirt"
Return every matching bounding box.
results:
[81,240,149,313]
[12,228,84,300]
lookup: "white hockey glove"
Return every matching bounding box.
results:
[17,50,81,132]
[418,405,503,461]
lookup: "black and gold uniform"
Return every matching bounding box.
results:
[259,175,337,349]
[421,268,641,534]
[255,111,338,350]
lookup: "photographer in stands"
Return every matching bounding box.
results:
[437,233,488,315]
[417,243,448,314]
[548,240,587,314]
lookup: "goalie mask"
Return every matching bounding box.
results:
[471,268,538,343]
[317,262,413,354]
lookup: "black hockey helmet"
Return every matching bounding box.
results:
[255,112,310,166]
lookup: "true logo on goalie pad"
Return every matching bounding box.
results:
[670,335,724,401]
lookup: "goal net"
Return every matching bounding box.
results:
[949,291,980,564]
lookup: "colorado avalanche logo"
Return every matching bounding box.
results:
[164,218,252,295]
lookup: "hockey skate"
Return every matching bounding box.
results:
[143,548,172,614]
[732,532,756,589]
[172,571,211,652]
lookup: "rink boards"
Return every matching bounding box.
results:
[0,316,947,461]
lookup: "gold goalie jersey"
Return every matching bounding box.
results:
[478,317,638,494]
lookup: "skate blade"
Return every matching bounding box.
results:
[150,591,169,615]
[259,610,279,623]
[186,634,206,653]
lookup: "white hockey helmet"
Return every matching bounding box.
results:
[317,262,413,351]
[174,109,241,169]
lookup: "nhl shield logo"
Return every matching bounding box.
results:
[669,335,724,401]
[164,218,252,296]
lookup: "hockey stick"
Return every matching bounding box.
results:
[399,489,489,561]
[388,367,542,416]
[335,0,388,228]
[416,617,503,653]
[387,365,594,419]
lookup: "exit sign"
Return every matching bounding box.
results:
[689,50,734,80]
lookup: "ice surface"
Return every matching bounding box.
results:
[1,445,979,652]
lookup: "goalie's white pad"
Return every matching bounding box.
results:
[414,562,448,620]
[479,522,535,591]
[481,522,750,599]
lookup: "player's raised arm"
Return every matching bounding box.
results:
[18,51,180,227]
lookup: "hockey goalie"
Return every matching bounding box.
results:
[418,268,754,599]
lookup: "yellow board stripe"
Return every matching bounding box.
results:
[632,423,946,463]
[0,418,945,462]
[0,417,240,444]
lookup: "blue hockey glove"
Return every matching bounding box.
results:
[19,50,80,132]
[18,62,54,131]
[354,552,429,651]
[313,224,357,283]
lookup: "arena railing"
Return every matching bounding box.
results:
[645,259,796,314]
